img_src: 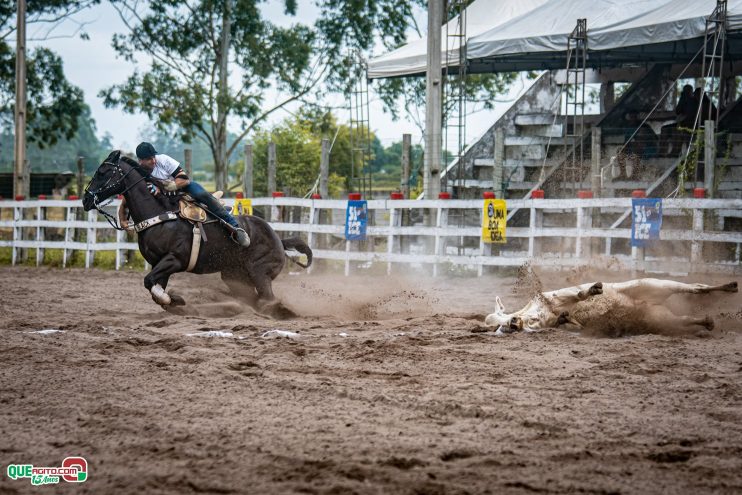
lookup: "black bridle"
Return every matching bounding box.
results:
[85,159,147,230]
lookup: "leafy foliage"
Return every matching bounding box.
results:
[1,104,109,173]
[101,0,319,191]
[0,0,98,147]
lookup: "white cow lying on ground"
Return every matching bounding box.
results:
[485,278,738,335]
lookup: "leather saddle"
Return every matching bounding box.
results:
[178,191,224,223]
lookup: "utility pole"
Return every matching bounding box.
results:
[14,0,28,199]
[215,0,231,192]
[424,0,443,205]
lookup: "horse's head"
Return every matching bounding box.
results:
[83,150,129,211]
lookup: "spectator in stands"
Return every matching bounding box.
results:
[618,111,658,178]
[694,87,718,124]
[660,84,696,157]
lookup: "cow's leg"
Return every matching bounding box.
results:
[545,282,603,308]
[614,278,738,304]
[143,253,186,306]
[645,305,715,333]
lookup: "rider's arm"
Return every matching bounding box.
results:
[158,166,191,191]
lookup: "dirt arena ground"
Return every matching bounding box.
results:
[1,265,742,494]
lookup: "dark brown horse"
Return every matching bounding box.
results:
[82,150,311,318]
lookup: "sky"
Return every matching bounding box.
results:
[25,1,520,154]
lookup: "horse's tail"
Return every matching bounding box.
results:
[282,237,313,269]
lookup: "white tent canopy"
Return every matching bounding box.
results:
[367,0,548,79]
[369,0,742,78]
[468,0,742,59]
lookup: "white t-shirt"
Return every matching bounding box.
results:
[148,154,181,180]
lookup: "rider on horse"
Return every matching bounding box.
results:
[120,142,251,248]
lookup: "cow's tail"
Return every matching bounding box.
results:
[282,237,313,269]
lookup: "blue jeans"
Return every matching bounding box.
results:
[184,182,240,229]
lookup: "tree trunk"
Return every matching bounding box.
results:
[215,0,232,192]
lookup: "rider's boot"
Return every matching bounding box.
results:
[233,227,251,248]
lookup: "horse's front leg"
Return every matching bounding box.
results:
[144,253,186,306]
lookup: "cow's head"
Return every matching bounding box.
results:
[484,296,545,333]
[484,296,581,333]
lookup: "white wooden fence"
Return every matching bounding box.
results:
[1,197,741,275]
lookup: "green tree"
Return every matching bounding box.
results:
[101,0,469,193]
[0,1,98,146]
[101,0,320,192]
[1,103,107,173]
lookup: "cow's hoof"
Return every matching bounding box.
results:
[589,282,603,296]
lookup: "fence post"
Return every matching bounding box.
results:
[184,148,193,178]
[704,120,715,198]
[85,209,97,268]
[528,195,543,258]
[267,141,276,195]
[12,203,21,265]
[591,127,602,197]
[320,138,329,199]
[307,199,321,275]
[63,204,74,268]
[691,206,704,270]
[432,200,449,277]
[36,203,44,266]
[243,144,253,197]
[401,134,411,198]
[387,200,401,276]
[116,224,125,270]
[494,127,505,198]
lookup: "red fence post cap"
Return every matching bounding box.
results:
[235,192,244,199]
[577,190,594,199]
[67,195,79,200]
[348,192,362,200]
[531,189,545,199]
[14,194,26,201]
[37,194,47,200]
[310,193,322,199]
[693,187,706,199]
[438,192,451,199]
[390,192,404,200]
[631,189,647,199]
[272,191,285,198]
[482,191,496,199]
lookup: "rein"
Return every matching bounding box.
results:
[86,160,147,231]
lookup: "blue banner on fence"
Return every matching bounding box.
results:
[631,198,662,247]
[345,200,368,240]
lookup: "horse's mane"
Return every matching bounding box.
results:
[119,155,149,179]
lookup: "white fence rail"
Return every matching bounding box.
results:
[1,197,741,275]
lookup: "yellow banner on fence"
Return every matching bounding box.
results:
[482,199,506,243]
[231,199,253,216]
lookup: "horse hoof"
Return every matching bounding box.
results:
[151,284,172,305]
[261,301,296,320]
[168,292,187,306]
[589,282,603,295]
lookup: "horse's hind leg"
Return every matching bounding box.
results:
[144,253,185,306]
[252,272,296,319]
[220,272,259,310]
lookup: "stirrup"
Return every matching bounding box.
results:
[232,227,251,248]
